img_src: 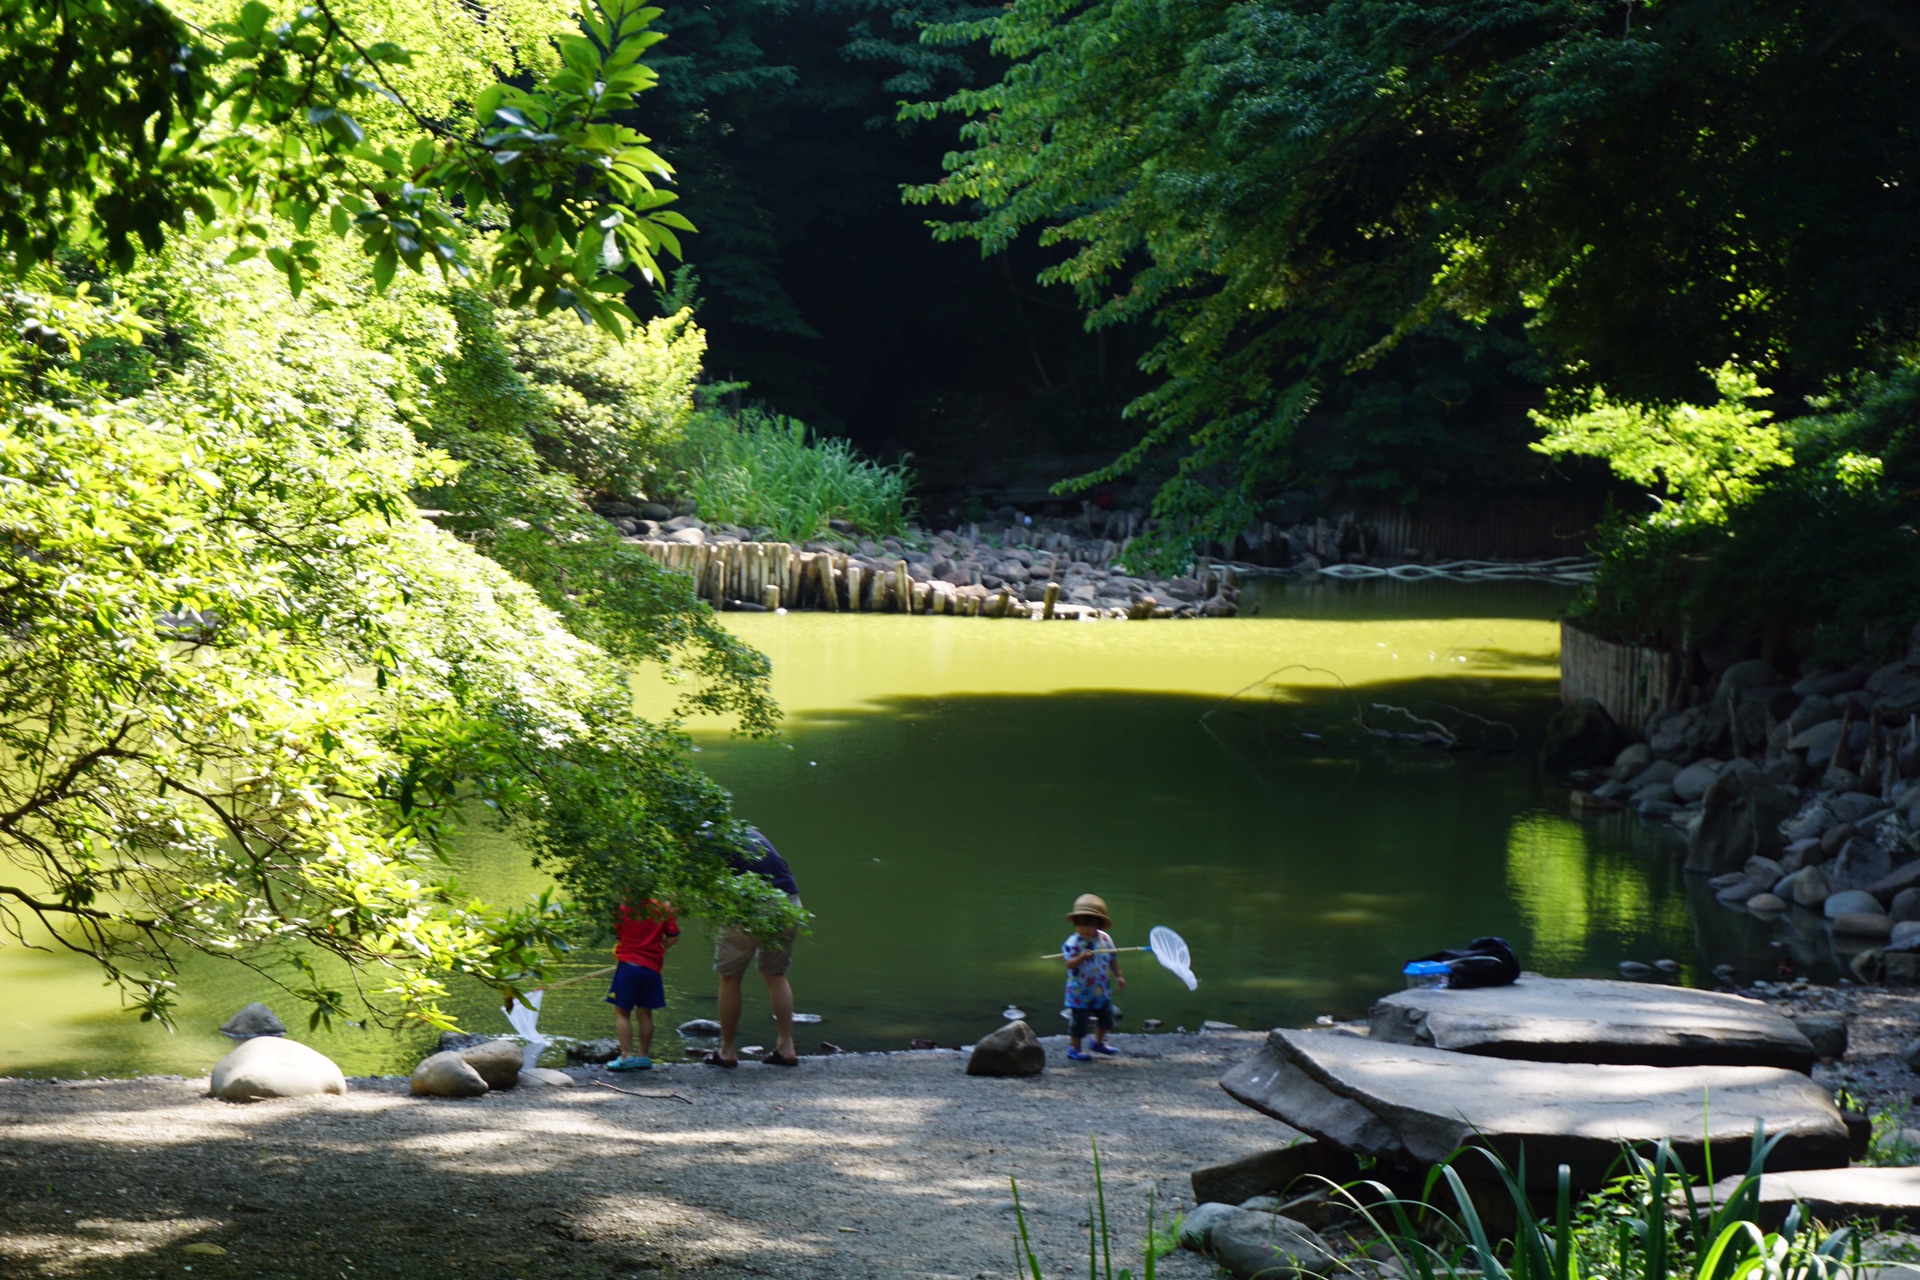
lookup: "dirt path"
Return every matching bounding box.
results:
[0,1031,1286,1280]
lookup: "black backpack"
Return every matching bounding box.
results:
[1413,936,1520,989]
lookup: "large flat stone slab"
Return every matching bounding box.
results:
[1222,1030,1848,1190]
[1370,977,1817,1072]
[1707,1167,1920,1230]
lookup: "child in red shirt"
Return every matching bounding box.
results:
[606,900,678,1071]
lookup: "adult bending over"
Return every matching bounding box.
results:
[713,826,803,1068]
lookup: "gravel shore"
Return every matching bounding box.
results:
[0,1031,1285,1280]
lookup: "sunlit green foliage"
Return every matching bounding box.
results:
[908,0,1920,549]
[1531,367,1792,527]
[2,0,689,331]
[671,408,915,540]
[0,215,785,1027]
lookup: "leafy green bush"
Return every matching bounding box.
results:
[669,408,913,540]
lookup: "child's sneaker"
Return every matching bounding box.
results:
[1066,1048,1093,1062]
[608,1055,652,1071]
[1089,1042,1120,1057]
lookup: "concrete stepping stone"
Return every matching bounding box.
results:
[1221,1029,1848,1190]
[1707,1166,1920,1230]
[1369,977,1817,1072]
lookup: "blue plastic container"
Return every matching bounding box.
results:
[1401,960,1450,990]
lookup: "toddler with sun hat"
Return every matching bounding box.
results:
[1060,892,1126,1061]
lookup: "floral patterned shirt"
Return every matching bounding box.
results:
[1063,930,1115,1008]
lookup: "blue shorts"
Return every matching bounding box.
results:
[1069,1002,1115,1038]
[605,961,665,1011]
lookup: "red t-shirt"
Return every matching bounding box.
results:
[614,901,679,971]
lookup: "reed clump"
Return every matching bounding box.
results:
[669,409,912,541]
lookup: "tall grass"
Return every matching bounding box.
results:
[670,408,912,541]
[1015,1129,1870,1280]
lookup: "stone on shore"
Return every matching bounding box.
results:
[1686,770,1796,874]
[1189,1209,1336,1280]
[1220,1030,1848,1190]
[518,1067,575,1087]
[1543,699,1632,770]
[209,1036,347,1102]
[411,1050,491,1098]
[219,1002,286,1040]
[1368,977,1817,1071]
[566,1038,619,1064]
[457,1039,524,1090]
[1190,1140,1360,1206]
[965,1020,1045,1078]
[677,1019,723,1037]
[1707,1167,1920,1230]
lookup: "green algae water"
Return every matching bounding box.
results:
[0,578,1716,1078]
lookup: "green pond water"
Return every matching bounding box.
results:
[2,577,1762,1079]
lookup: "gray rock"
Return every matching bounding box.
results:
[1830,792,1891,825]
[411,1050,490,1098]
[1824,889,1886,918]
[676,1019,723,1037]
[1369,977,1816,1071]
[1793,669,1864,700]
[1618,960,1653,977]
[1830,837,1893,893]
[1190,1141,1360,1206]
[1672,759,1727,803]
[1781,803,1837,843]
[1869,860,1920,900]
[1630,759,1683,789]
[1907,1037,1920,1072]
[1892,889,1920,924]
[1781,837,1823,870]
[660,515,703,533]
[1793,1014,1848,1061]
[1832,912,1895,938]
[1707,1166,1920,1231]
[663,526,706,545]
[1747,893,1788,913]
[219,1002,286,1040]
[965,1020,1045,1078]
[1822,766,1865,793]
[1544,698,1634,771]
[518,1066,575,1087]
[209,1037,348,1102]
[457,1039,523,1090]
[566,1038,619,1065]
[1868,663,1920,715]
[1794,864,1833,907]
[1788,696,1841,735]
[1632,784,1681,810]
[1177,1203,1242,1253]
[1610,743,1655,780]
[1221,1029,1848,1191]
[1821,822,1859,858]
[1687,770,1796,874]
[1886,921,1920,951]
[435,1032,494,1053]
[1743,855,1786,882]
[1207,1212,1337,1280]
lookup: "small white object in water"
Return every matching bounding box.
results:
[1002,1006,1025,1021]
[790,1013,823,1024]
[1315,1015,1334,1026]
[810,761,817,766]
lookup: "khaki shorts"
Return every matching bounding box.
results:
[713,895,802,977]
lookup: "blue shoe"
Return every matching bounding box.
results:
[1089,1042,1120,1057]
[1066,1048,1093,1062]
[608,1055,652,1071]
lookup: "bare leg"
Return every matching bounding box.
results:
[633,1007,655,1058]
[717,973,744,1063]
[613,1006,634,1058]
[762,972,795,1058]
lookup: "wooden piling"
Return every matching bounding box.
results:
[846,562,865,612]
[894,560,912,614]
[814,552,838,611]
[1042,581,1059,620]
[762,583,781,611]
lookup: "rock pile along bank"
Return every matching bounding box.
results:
[596,507,1247,619]
[1555,640,1920,983]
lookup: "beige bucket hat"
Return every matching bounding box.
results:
[1066,893,1111,927]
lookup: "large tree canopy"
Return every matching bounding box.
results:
[909,0,1920,542]
[0,0,798,1029]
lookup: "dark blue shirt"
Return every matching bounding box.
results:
[728,827,798,895]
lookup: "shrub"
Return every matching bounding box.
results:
[669,408,913,540]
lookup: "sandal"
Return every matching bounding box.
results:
[766,1051,800,1067]
[705,1054,739,1068]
